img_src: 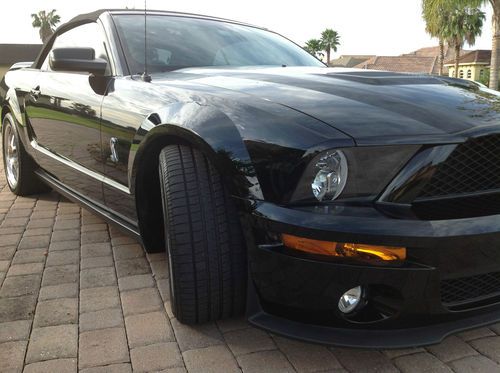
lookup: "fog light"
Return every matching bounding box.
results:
[338,286,364,314]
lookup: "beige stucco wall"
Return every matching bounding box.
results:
[447,64,489,82]
[0,65,9,81]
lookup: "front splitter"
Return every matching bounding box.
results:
[248,309,500,349]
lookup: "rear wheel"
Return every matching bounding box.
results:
[2,113,49,195]
[159,144,247,324]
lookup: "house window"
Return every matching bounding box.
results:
[459,70,464,78]
[480,69,484,77]
[467,70,472,79]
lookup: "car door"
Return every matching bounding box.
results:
[25,22,112,205]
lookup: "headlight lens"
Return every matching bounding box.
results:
[290,145,420,204]
[311,150,348,201]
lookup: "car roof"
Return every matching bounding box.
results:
[65,9,262,31]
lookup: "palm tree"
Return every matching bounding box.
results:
[457,0,500,89]
[428,0,499,89]
[304,39,323,58]
[488,1,500,89]
[320,29,340,65]
[468,0,500,90]
[443,6,485,78]
[422,0,451,75]
[31,10,61,43]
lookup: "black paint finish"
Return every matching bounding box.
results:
[2,9,500,347]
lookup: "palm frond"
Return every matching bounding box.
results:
[30,9,61,42]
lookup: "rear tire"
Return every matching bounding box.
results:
[2,113,49,196]
[159,144,247,324]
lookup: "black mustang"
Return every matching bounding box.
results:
[2,9,500,348]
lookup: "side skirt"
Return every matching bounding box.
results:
[35,169,143,243]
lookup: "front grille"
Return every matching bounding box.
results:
[419,135,500,198]
[441,271,500,306]
[411,135,500,219]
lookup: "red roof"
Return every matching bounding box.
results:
[355,56,439,74]
[353,46,472,75]
[444,50,491,65]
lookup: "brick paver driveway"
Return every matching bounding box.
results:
[1,147,500,373]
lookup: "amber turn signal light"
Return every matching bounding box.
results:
[281,234,406,263]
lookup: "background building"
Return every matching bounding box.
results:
[329,55,374,68]
[444,50,491,84]
[351,46,468,75]
[0,44,42,80]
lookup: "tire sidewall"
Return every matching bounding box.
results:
[166,237,178,312]
[158,163,178,314]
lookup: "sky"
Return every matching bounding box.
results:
[0,0,494,58]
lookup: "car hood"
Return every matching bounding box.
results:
[157,66,500,142]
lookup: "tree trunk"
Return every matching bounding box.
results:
[439,38,444,76]
[490,3,500,90]
[40,25,53,44]
[455,44,460,79]
[326,48,331,66]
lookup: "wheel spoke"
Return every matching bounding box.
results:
[9,135,16,151]
[4,123,19,189]
[11,162,18,177]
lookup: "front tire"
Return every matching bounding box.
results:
[2,113,49,196]
[159,144,247,324]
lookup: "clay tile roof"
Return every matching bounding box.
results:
[329,55,375,68]
[404,45,460,58]
[403,46,442,57]
[354,55,438,74]
[444,50,491,65]
[0,44,43,65]
[351,46,475,75]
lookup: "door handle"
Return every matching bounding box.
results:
[30,86,41,100]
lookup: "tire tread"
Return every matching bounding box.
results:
[159,144,246,324]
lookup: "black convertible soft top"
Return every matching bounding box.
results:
[64,9,107,26]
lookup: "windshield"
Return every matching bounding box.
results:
[113,14,324,74]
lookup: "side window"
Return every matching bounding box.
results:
[41,22,111,75]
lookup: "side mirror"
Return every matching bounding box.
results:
[49,47,107,76]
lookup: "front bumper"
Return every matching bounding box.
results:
[243,200,500,348]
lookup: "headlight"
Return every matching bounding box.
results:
[291,145,420,204]
[311,150,348,201]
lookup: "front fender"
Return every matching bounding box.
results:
[130,88,356,204]
[1,84,24,129]
[1,69,40,155]
[130,101,263,200]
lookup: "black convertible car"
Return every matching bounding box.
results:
[3,9,500,348]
